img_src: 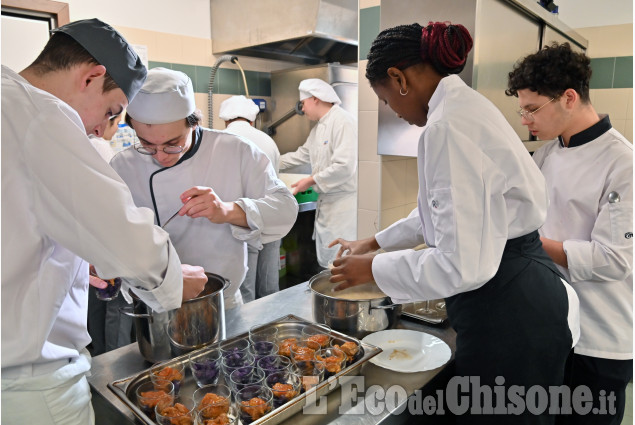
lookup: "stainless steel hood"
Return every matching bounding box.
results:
[210,0,358,65]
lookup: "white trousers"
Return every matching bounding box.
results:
[2,349,95,425]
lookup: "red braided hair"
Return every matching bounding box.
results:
[421,22,473,74]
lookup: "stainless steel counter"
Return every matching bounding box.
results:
[89,282,456,424]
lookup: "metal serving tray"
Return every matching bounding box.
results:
[401,300,448,325]
[108,314,382,424]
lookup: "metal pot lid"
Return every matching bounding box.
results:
[309,270,388,301]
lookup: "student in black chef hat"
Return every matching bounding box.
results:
[1,18,207,425]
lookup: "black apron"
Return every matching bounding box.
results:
[425,231,573,424]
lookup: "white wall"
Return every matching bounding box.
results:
[64,0,211,39]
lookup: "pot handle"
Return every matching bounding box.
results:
[119,306,154,323]
[370,304,401,311]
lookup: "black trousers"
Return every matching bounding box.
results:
[416,231,573,424]
[560,353,633,425]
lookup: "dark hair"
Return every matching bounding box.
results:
[366,22,473,84]
[506,42,592,103]
[125,110,203,129]
[28,32,118,93]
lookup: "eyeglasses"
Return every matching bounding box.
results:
[134,144,185,155]
[517,98,555,122]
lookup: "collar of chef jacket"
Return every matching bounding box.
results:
[559,114,612,148]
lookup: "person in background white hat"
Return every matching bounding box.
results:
[2,19,206,425]
[219,95,282,302]
[279,78,358,268]
[111,68,298,309]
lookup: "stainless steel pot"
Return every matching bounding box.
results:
[309,270,401,339]
[121,272,228,362]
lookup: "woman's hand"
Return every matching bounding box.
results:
[179,186,248,227]
[329,253,376,291]
[328,236,380,259]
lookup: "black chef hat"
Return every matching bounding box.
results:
[50,18,147,102]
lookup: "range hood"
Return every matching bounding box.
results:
[210,0,358,65]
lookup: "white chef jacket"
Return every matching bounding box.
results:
[88,135,115,162]
[225,121,280,173]
[1,66,183,373]
[110,127,298,309]
[372,75,551,302]
[533,117,633,360]
[279,104,357,194]
[279,105,357,266]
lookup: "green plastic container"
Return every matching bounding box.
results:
[294,187,319,203]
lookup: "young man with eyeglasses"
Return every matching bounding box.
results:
[507,42,632,425]
[112,68,298,309]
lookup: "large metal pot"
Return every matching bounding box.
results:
[121,272,228,362]
[309,270,401,339]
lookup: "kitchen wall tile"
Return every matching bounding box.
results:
[243,71,259,96]
[359,6,380,60]
[590,58,615,89]
[195,66,212,94]
[405,158,419,204]
[172,64,197,88]
[217,68,240,94]
[360,0,380,8]
[194,93,210,127]
[626,89,633,120]
[181,35,213,67]
[612,119,626,135]
[380,205,408,230]
[381,155,409,162]
[381,159,408,210]
[258,73,272,97]
[148,61,173,70]
[359,111,380,162]
[358,60,378,111]
[575,24,633,58]
[114,26,157,55]
[406,202,418,215]
[624,120,633,143]
[591,88,630,120]
[358,161,380,211]
[614,57,633,89]
[358,209,379,239]
[154,32,183,64]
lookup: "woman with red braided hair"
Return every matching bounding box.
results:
[330,22,580,424]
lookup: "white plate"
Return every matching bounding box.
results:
[361,329,451,373]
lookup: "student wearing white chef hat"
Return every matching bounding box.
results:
[112,68,298,309]
[219,95,282,302]
[279,78,357,268]
[2,19,207,425]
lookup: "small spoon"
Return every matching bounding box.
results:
[161,210,180,229]
[608,191,621,204]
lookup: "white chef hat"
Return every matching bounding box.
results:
[298,78,341,105]
[219,95,260,122]
[126,67,196,124]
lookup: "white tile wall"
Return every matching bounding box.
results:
[358,161,381,211]
[381,159,408,210]
[591,88,632,120]
[359,111,380,162]
[358,208,379,239]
